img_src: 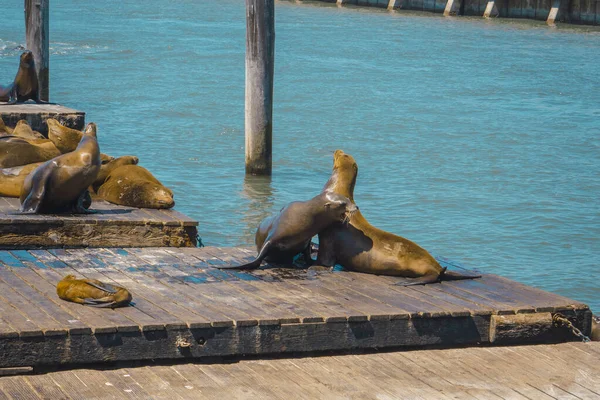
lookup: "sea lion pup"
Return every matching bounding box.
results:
[97,165,175,209]
[0,136,60,168]
[317,150,481,285]
[47,118,84,153]
[91,155,139,193]
[20,122,101,213]
[0,51,42,104]
[56,274,132,308]
[12,120,45,140]
[217,191,358,270]
[0,162,42,197]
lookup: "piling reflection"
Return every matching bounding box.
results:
[240,175,275,246]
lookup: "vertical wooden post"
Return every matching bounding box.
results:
[483,0,499,17]
[245,0,275,176]
[337,0,345,6]
[443,0,460,15]
[25,0,49,102]
[546,0,561,23]
[388,0,398,10]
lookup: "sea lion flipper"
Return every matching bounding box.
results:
[19,163,56,213]
[216,240,272,270]
[84,280,118,294]
[82,297,117,308]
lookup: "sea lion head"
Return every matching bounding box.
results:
[92,155,139,192]
[324,191,358,223]
[100,153,115,165]
[62,274,76,281]
[323,150,358,201]
[20,50,34,67]
[145,184,175,209]
[83,122,97,138]
[47,118,84,153]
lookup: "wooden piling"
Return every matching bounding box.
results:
[547,0,561,23]
[388,0,398,10]
[24,0,49,102]
[443,0,460,15]
[483,0,499,17]
[245,0,275,176]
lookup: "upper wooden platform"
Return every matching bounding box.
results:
[1,342,599,399]
[0,103,84,135]
[0,197,198,248]
[0,246,590,368]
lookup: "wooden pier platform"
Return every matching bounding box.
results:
[0,197,198,248]
[0,246,591,369]
[0,103,84,136]
[1,342,599,399]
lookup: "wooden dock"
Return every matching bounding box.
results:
[0,246,590,369]
[1,342,599,399]
[0,197,198,248]
[0,103,84,136]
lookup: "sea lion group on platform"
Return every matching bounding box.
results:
[220,149,480,285]
[0,117,175,211]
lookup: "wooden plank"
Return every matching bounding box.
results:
[0,376,41,400]
[22,375,71,400]
[71,369,132,399]
[122,366,187,400]
[101,368,155,399]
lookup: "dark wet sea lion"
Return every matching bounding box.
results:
[0,51,42,104]
[20,122,101,213]
[12,120,45,140]
[97,165,174,209]
[47,118,83,153]
[317,150,480,285]
[91,155,139,193]
[218,191,358,270]
[56,274,132,308]
[0,136,60,168]
[0,162,42,197]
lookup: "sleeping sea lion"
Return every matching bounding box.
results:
[12,120,45,140]
[97,165,174,209]
[217,191,358,270]
[91,155,139,193]
[0,136,60,168]
[20,122,101,213]
[317,150,481,285]
[0,51,42,104]
[0,162,42,197]
[56,274,132,308]
[47,118,83,153]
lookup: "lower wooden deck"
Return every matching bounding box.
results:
[1,342,599,399]
[0,246,591,368]
[0,197,198,248]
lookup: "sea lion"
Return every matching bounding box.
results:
[0,136,60,168]
[97,165,175,209]
[217,191,358,270]
[91,155,139,193]
[592,316,600,341]
[56,274,132,308]
[20,122,101,213]
[47,118,83,153]
[0,118,14,135]
[317,150,481,285]
[11,120,45,140]
[0,162,42,197]
[0,51,42,104]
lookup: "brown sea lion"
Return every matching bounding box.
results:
[20,123,100,213]
[91,155,139,193]
[217,191,358,270]
[12,120,45,140]
[317,150,480,285]
[0,162,42,197]
[56,274,132,308]
[0,118,14,135]
[47,118,83,153]
[0,51,42,104]
[97,165,174,209]
[592,316,600,341]
[0,136,60,168]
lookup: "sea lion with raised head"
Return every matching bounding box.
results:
[56,274,132,308]
[217,191,358,270]
[97,165,174,209]
[11,120,45,140]
[91,155,139,193]
[20,122,101,213]
[47,118,84,153]
[0,51,42,104]
[317,150,481,285]
[0,136,60,168]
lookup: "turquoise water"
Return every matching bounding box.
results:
[1,1,599,312]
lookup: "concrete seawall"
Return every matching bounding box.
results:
[314,0,599,25]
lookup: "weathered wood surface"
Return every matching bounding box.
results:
[25,0,50,102]
[1,342,599,399]
[0,246,590,368]
[0,103,84,135]
[0,197,198,248]
[245,0,275,175]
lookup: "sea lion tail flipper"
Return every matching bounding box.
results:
[84,280,118,294]
[82,298,118,308]
[441,270,482,282]
[19,164,56,213]
[216,240,272,270]
[394,271,443,286]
